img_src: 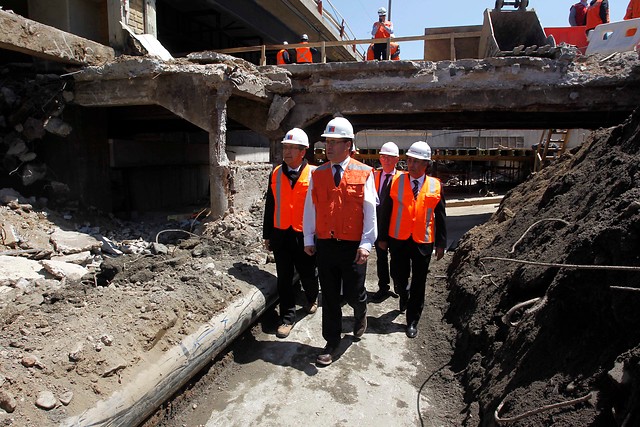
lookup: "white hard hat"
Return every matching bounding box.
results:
[281,128,309,147]
[380,141,399,157]
[406,141,432,160]
[378,7,387,15]
[301,34,309,41]
[283,41,288,45]
[321,117,354,139]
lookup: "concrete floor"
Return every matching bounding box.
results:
[174,201,499,427]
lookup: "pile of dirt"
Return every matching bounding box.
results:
[0,197,268,426]
[446,111,640,425]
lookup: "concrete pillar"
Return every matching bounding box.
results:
[209,89,232,220]
[107,0,127,52]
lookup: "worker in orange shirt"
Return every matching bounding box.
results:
[624,0,640,19]
[276,41,291,65]
[371,7,394,60]
[295,34,317,63]
[586,0,610,34]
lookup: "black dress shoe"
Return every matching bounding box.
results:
[354,315,367,338]
[406,322,418,338]
[371,289,389,302]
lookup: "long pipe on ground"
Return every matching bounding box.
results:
[61,280,278,427]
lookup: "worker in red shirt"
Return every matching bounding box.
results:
[569,0,588,26]
[371,7,394,60]
[624,0,640,19]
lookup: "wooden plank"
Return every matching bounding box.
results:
[0,9,114,65]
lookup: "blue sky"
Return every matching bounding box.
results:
[325,0,629,60]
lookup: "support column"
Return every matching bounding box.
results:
[209,88,232,220]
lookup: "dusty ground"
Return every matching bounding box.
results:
[0,199,269,426]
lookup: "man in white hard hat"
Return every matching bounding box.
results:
[371,6,394,60]
[276,41,291,65]
[372,141,402,302]
[378,141,446,339]
[263,128,319,339]
[303,116,377,366]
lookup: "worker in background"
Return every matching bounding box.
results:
[569,0,588,26]
[276,41,291,65]
[371,7,394,60]
[371,142,402,303]
[366,42,400,60]
[295,34,317,63]
[586,0,610,34]
[303,117,377,366]
[377,141,446,339]
[624,0,640,19]
[263,128,319,339]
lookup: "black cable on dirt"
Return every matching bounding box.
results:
[416,362,449,427]
[494,391,593,424]
[481,257,640,272]
[507,218,571,254]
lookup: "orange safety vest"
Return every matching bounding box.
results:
[366,44,375,60]
[296,43,313,63]
[270,164,312,232]
[311,159,372,241]
[390,43,400,60]
[625,0,640,19]
[276,49,288,65]
[388,175,442,244]
[374,169,402,193]
[374,20,393,39]
[586,1,608,30]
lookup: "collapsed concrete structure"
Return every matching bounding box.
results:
[1,3,640,218]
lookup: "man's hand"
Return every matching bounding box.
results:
[377,240,388,251]
[263,239,271,251]
[355,248,370,264]
[304,245,316,256]
[435,247,445,260]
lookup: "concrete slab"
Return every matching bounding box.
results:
[203,291,428,426]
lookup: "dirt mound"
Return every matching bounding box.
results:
[447,111,640,426]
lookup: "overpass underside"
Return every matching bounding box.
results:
[72,51,640,215]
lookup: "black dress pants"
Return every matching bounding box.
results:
[389,238,433,325]
[316,239,367,346]
[273,228,318,325]
[375,241,391,291]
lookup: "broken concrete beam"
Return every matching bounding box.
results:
[0,9,115,65]
[266,95,295,131]
[0,255,45,282]
[41,259,88,281]
[50,229,101,255]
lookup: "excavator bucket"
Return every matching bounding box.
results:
[479,9,549,57]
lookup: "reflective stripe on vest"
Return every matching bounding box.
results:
[296,45,312,63]
[271,164,312,232]
[312,159,372,241]
[389,175,441,244]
